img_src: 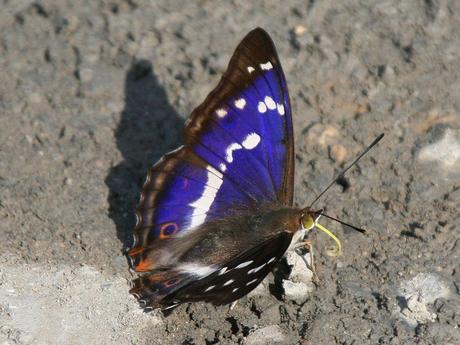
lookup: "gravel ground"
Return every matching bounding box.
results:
[1,1,459,344]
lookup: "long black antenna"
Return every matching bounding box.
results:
[312,211,366,233]
[309,133,384,208]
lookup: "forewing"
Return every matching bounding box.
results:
[129,28,294,272]
[185,27,294,205]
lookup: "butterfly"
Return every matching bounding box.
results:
[127,27,367,310]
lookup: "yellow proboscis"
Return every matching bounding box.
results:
[315,222,342,257]
[301,215,342,256]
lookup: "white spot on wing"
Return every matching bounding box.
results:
[264,96,276,110]
[242,133,260,150]
[258,102,267,113]
[247,66,255,73]
[246,278,258,286]
[267,257,276,264]
[162,303,177,311]
[234,98,246,109]
[225,143,242,163]
[216,108,227,118]
[218,267,228,275]
[204,285,215,292]
[178,263,216,277]
[232,287,239,293]
[223,279,234,286]
[225,133,261,164]
[206,165,223,188]
[207,165,223,179]
[235,260,254,269]
[248,264,266,274]
[277,103,285,115]
[219,163,227,172]
[187,182,222,216]
[188,165,223,228]
[260,62,273,70]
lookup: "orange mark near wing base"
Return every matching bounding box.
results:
[135,258,154,272]
[128,246,144,257]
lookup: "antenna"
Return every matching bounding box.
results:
[312,211,366,233]
[309,133,384,208]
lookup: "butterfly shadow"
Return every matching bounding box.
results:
[105,59,184,251]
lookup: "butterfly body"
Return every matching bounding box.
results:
[127,28,311,309]
[168,204,302,265]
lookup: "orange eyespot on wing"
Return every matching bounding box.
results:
[159,222,179,239]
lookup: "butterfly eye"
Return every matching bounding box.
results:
[301,214,315,230]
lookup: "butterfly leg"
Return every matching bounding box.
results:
[294,240,320,284]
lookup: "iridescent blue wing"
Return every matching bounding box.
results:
[184,27,294,205]
[128,28,294,273]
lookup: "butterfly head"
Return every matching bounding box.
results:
[300,208,342,256]
[300,208,322,231]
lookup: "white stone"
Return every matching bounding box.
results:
[282,280,311,304]
[282,251,314,303]
[285,251,314,284]
[245,325,286,345]
[418,129,460,169]
[0,264,161,345]
[397,273,450,327]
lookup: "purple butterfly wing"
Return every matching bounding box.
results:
[184,28,294,205]
[128,28,294,279]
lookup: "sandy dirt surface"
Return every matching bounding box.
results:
[1,1,459,344]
